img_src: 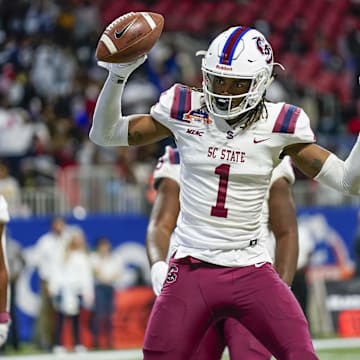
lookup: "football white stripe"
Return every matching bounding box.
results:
[141,12,156,30]
[100,34,117,54]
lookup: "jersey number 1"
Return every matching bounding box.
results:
[211,164,229,218]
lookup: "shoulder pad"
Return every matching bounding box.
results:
[272,103,301,134]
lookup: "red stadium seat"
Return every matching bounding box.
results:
[101,0,148,25]
[295,52,322,88]
[311,70,337,95]
[164,1,193,32]
[261,0,287,24]
[212,1,239,28]
[268,33,284,55]
[151,0,173,17]
[184,2,215,33]
[278,52,300,77]
[336,70,353,106]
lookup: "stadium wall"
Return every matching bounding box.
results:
[5,206,360,342]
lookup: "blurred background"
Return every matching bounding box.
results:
[0,0,360,356]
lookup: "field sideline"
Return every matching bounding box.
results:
[4,338,360,360]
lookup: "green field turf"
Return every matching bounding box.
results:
[4,342,360,359]
[314,348,360,360]
[219,348,360,360]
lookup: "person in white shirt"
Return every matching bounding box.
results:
[3,235,25,351]
[90,24,360,360]
[90,237,120,349]
[33,216,71,351]
[49,229,94,354]
[0,195,10,348]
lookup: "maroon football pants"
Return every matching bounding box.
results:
[143,257,318,360]
[193,316,271,360]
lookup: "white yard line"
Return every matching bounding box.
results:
[5,338,360,360]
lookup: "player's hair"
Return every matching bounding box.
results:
[238,98,267,129]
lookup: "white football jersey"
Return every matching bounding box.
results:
[150,84,314,266]
[153,147,295,263]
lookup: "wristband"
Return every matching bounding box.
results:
[0,312,10,323]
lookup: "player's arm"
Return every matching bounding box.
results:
[285,140,360,195]
[0,223,8,312]
[146,177,180,295]
[147,177,180,265]
[268,177,298,286]
[89,58,172,147]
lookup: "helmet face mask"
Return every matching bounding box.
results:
[201,26,274,121]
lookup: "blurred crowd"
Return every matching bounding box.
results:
[0,0,360,214]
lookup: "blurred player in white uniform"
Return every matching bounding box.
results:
[0,195,11,347]
[90,25,360,359]
[148,146,297,359]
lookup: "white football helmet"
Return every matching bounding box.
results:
[200,26,274,120]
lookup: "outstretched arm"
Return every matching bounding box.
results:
[0,224,8,313]
[89,59,171,147]
[146,177,180,295]
[285,138,360,195]
[269,177,298,286]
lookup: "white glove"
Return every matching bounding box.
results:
[150,261,168,296]
[0,322,9,347]
[97,55,147,80]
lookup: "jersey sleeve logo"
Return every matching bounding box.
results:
[272,104,301,134]
[183,109,212,124]
[170,84,192,121]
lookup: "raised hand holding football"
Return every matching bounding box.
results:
[96,11,164,63]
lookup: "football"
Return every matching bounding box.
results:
[95,11,164,63]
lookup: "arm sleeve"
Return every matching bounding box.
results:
[89,73,130,146]
[314,135,360,195]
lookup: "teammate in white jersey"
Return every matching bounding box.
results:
[0,195,11,346]
[90,25,360,359]
[148,146,298,359]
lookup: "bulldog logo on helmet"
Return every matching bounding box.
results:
[255,36,273,64]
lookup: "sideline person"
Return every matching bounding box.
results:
[0,195,10,348]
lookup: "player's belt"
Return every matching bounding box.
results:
[173,239,259,266]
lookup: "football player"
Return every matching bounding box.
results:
[147,146,298,360]
[0,195,11,347]
[90,26,360,359]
